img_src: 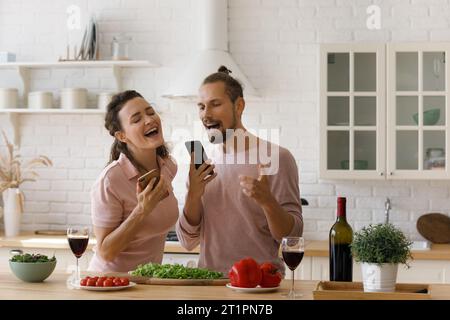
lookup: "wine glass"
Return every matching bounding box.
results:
[281,236,304,299]
[67,227,89,283]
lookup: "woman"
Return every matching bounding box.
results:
[88,90,179,272]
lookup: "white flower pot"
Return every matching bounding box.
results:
[361,262,398,293]
[2,188,24,237]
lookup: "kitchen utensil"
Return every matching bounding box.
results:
[226,284,280,293]
[28,91,53,109]
[103,272,229,286]
[313,281,430,300]
[417,213,450,244]
[60,88,87,109]
[0,88,18,109]
[34,229,67,236]
[76,16,98,60]
[70,280,136,291]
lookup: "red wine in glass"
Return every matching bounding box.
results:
[68,237,89,258]
[282,251,304,271]
[67,227,89,283]
[281,236,304,299]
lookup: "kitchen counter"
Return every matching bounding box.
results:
[1,272,450,300]
[0,231,200,254]
[2,232,449,260]
[304,241,450,261]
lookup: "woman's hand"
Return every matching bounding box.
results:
[136,175,170,215]
[187,154,217,199]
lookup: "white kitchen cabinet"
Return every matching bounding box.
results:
[320,43,450,180]
[320,44,386,180]
[387,43,450,179]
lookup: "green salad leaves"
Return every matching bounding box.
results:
[131,263,223,279]
[10,253,56,263]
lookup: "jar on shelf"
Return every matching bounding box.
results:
[28,91,53,109]
[60,88,88,109]
[0,88,18,109]
[111,34,132,61]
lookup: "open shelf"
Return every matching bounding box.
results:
[0,108,105,114]
[0,60,158,69]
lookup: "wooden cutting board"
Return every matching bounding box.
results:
[417,213,450,244]
[104,272,229,286]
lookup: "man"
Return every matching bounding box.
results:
[176,66,303,274]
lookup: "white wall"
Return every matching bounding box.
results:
[1,0,450,240]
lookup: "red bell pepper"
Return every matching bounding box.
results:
[228,257,262,288]
[260,262,282,288]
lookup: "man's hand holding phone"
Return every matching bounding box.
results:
[136,169,170,215]
[185,140,217,198]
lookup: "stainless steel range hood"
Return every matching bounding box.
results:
[162,0,258,100]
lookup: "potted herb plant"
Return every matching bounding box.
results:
[0,131,52,236]
[351,223,413,292]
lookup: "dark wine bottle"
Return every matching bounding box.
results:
[329,197,353,281]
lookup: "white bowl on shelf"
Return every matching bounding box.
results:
[60,88,87,109]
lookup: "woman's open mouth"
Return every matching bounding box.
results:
[144,127,159,138]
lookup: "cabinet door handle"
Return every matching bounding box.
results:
[389,172,393,176]
[380,172,384,176]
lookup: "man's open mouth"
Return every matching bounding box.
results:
[204,123,221,130]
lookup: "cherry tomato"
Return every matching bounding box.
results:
[96,279,105,287]
[80,278,87,286]
[87,278,97,286]
[99,276,107,282]
[113,278,122,286]
[120,278,129,286]
[103,279,114,287]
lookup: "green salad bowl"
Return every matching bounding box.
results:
[413,109,440,126]
[9,260,57,282]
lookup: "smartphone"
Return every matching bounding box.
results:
[184,140,214,173]
[138,169,160,190]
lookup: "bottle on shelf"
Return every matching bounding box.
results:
[329,197,353,281]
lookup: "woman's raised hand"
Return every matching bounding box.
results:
[136,175,170,215]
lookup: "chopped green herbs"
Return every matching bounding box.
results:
[10,253,56,263]
[131,263,223,279]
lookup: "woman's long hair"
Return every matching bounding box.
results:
[104,90,169,171]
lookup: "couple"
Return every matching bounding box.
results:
[88,66,303,275]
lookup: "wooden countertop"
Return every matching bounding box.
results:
[0,232,200,254]
[2,233,450,260]
[1,272,450,300]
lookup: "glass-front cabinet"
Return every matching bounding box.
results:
[387,43,450,179]
[320,44,386,179]
[321,43,450,180]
